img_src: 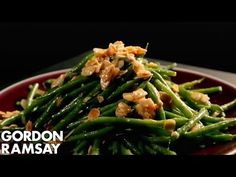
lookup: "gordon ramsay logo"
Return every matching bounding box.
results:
[0,131,63,155]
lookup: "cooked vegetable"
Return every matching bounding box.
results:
[1,41,236,155]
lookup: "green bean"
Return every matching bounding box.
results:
[72,117,188,136]
[177,108,207,136]
[122,138,141,155]
[88,139,101,155]
[206,133,236,142]
[34,97,59,129]
[101,106,117,116]
[85,83,120,109]
[65,52,94,82]
[179,86,208,110]
[179,86,225,117]
[209,104,225,117]
[179,86,223,116]
[146,82,165,120]
[202,116,225,123]
[72,52,94,73]
[171,107,185,116]
[221,98,236,112]
[154,79,194,118]
[151,70,169,86]
[138,81,148,89]
[146,64,176,77]
[68,126,114,141]
[109,141,119,155]
[166,63,177,70]
[27,83,39,107]
[73,140,89,155]
[120,143,133,155]
[85,68,134,109]
[24,76,88,117]
[66,117,87,130]
[185,118,236,138]
[153,68,177,77]
[165,111,185,119]
[179,78,204,89]
[50,97,80,124]
[72,116,168,134]
[53,81,102,131]
[165,110,225,123]
[63,80,99,102]
[0,113,22,129]
[100,100,121,113]
[150,144,176,155]
[0,127,25,132]
[107,79,138,102]
[53,100,85,131]
[136,140,145,154]
[191,86,222,94]
[142,135,171,144]
[85,84,101,99]
[144,145,156,155]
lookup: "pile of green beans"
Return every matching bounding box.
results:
[1,51,236,155]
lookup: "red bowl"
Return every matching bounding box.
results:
[0,68,236,155]
[0,69,69,111]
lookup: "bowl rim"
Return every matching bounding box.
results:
[174,67,236,89]
[1,67,236,94]
[0,69,69,94]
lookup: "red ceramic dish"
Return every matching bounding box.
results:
[0,68,236,155]
[0,69,69,112]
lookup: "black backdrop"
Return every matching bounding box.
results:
[1,22,236,88]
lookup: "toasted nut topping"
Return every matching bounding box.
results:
[88,108,100,120]
[115,102,132,117]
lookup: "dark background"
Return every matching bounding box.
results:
[1,22,236,89]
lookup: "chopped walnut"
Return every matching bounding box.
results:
[190,123,203,132]
[171,131,180,139]
[135,98,158,119]
[81,57,102,76]
[115,102,132,117]
[9,124,18,129]
[82,41,151,89]
[19,99,28,109]
[100,60,120,90]
[123,88,148,103]
[56,97,63,107]
[93,48,108,57]
[125,46,147,56]
[51,74,66,88]
[88,108,100,120]
[164,119,176,132]
[36,89,45,96]
[97,95,104,103]
[48,139,63,145]
[190,92,210,105]
[128,54,152,79]
[26,121,33,131]
[83,96,91,103]
[71,76,78,81]
[171,84,179,93]
[0,110,20,119]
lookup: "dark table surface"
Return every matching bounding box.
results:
[1,22,236,90]
[1,52,236,91]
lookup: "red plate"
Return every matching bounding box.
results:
[0,68,236,155]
